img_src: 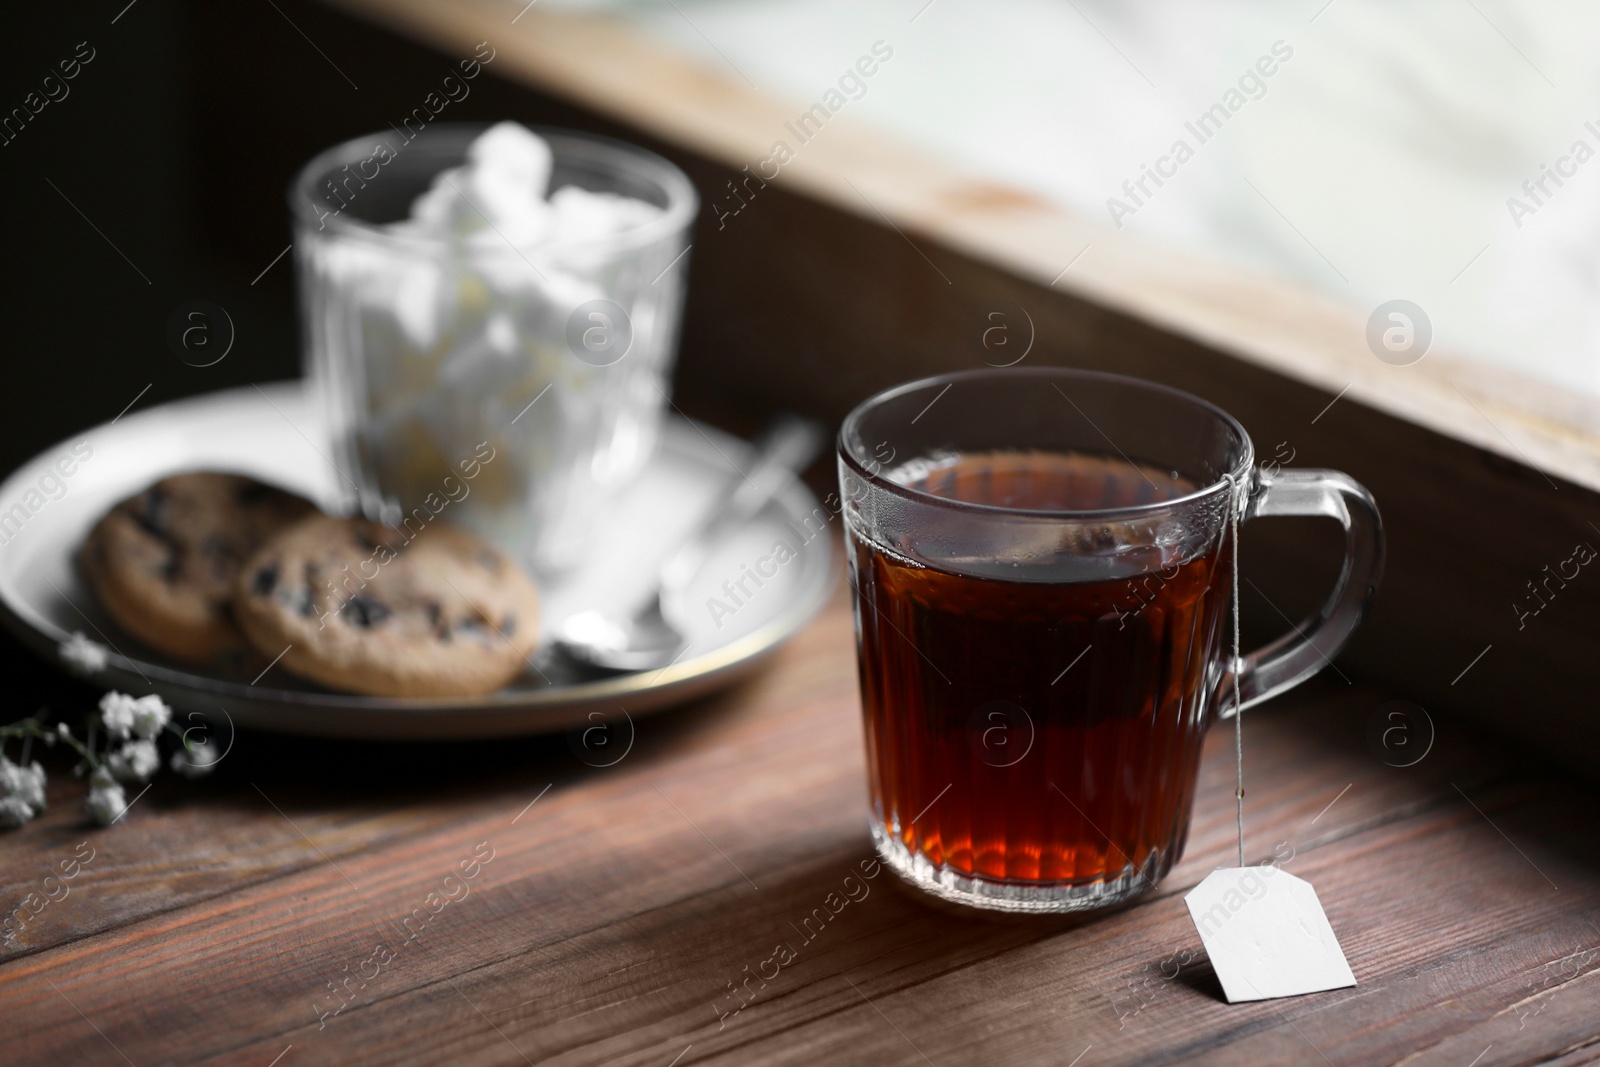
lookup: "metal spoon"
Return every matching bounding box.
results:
[553,415,826,673]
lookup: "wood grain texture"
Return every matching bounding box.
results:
[1,586,1596,1066]
[92,6,1596,1060]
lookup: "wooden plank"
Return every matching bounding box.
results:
[0,761,552,963]
[2,587,1595,1065]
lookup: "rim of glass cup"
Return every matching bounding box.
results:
[288,122,698,256]
[838,367,1255,521]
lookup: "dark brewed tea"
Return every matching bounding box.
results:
[850,450,1231,890]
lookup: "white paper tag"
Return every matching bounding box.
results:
[1184,866,1355,1003]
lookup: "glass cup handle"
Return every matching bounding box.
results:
[1216,468,1385,717]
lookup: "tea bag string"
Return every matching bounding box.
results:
[1226,471,1245,869]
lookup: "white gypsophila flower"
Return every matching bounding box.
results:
[98,691,139,741]
[84,784,127,827]
[107,739,160,783]
[0,756,23,795]
[58,631,109,675]
[13,761,46,814]
[128,694,171,740]
[171,742,219,779]
[0,795,34,828]
[88,766,116,790]
[0,757,41,815]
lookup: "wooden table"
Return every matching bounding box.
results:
[1,582,1596,1066]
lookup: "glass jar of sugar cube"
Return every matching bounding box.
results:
[290,122,697,573]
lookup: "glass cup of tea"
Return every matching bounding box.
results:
[838,368,1383,913]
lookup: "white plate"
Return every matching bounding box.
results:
[0,383,834,739]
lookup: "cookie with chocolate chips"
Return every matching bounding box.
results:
[233,515,540,697]
[78,472,320,663]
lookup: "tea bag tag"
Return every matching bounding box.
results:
[1185,867,1355,1002]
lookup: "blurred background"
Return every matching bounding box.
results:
[0,0,693,476]
[9,0,1600,482]
[589,0,1600,394]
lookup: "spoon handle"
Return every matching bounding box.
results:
[660,415,825,591]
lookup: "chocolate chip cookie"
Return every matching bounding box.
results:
[79,472,320,663]
[233,515,540,697]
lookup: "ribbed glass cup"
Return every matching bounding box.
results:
[290,124,697,573]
